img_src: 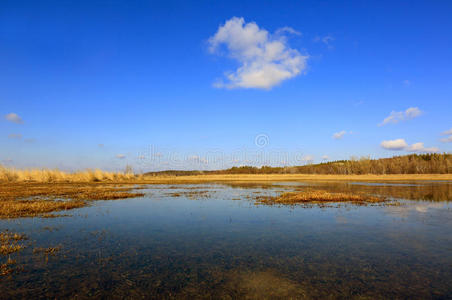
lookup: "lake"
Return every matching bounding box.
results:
[1,181,452,299]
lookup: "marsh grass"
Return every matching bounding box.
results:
[0,165,138,183]
[0,183,145,219]
[257,190,387,206]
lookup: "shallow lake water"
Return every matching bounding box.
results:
[1,181,452,299]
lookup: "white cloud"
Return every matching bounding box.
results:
[405,142,439,153]
[208,17,308,89]
[4,113,23,124]
[321,155,329,161]
[332,130,348,140]
[381,139,439,153]
[379,107,422,126]
[381,139,408,150]
[116,154,126,159]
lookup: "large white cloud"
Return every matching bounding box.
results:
[381,139,439,153]
[379,107,422,126]
[208,17,308,89]
[4,113,23,124]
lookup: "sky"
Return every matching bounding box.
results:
[1,0,451,171]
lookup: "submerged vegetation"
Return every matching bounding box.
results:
[0,231,28,276]
[257,190,387,206]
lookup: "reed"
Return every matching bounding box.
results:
[0,165,138,183]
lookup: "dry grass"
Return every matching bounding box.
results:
[0,165,138,183]
[257,190,387,205]
[2,165,452,184]
[0,183,145,219]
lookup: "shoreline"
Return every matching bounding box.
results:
[2,173,452,185]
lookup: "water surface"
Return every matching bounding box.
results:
[1,181,452,299]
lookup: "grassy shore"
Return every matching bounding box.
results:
[139,173,452,183]
[2,165,452,184]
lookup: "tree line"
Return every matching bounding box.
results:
[146,153,452,175]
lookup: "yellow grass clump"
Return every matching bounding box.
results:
[257,190,386,205]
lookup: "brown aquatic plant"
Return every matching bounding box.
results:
[33,246,61,256]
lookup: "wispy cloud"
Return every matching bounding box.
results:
[302,155,314,164]
[116,154,126,159]
[441,128,452,143]
[314,35,334,48]
[379,107,422,126]
[208,17,308,89]
[8,133,22,139]
[381,139,439,152]
[4,113,23,124]
[1,158,13,165]
[188,155,208,164]
[441,136,452,143]
[275,26,301,36]
[321,155,329,161]
[332,130,349,140]
[402,79,411,87]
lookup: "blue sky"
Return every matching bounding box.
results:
[1,0,451,171]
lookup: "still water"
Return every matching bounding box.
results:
[1,181,452,299]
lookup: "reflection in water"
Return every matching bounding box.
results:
[1,182,452,298]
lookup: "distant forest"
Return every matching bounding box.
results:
[146,153,452,175]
